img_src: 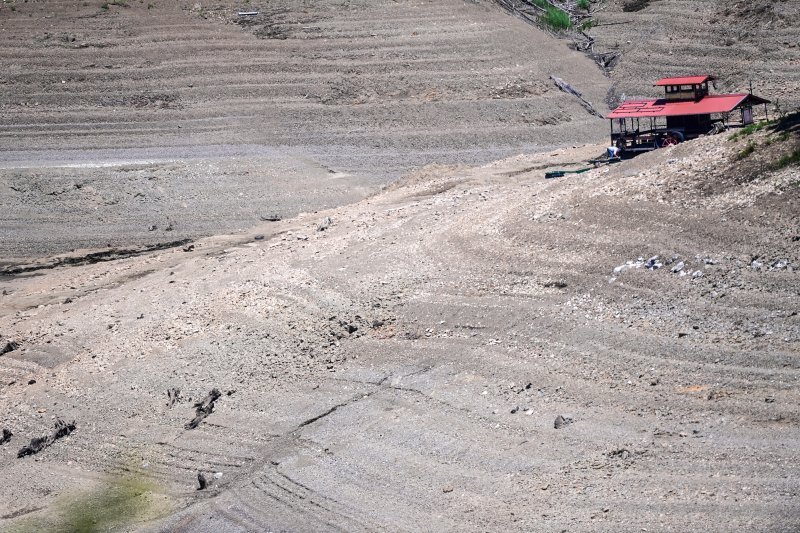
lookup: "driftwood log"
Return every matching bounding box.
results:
[549,75,603,117]
[17,419,76,458]
[185,389,222,430]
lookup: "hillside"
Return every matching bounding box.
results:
[589,0,800,109]
[1,126,798,530]
[0,0,609,258]
[1,0,799,531]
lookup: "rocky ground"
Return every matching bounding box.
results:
[1,0,799,531]
[0,123,798,530]
[0,0,610,259]
[587,0,800,109]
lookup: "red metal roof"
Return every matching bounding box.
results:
[654,75,714,86]
[607,94,752,119]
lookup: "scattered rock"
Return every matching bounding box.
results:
[371,320,384,328]
[0,429,12,445]
[1,341,19,356]
[253,234,265,241]
[185,388,221,430]
[148,225,157,232]
[692,270,703,279]
[607,448,632,460]
[167,387,180,408]
[317,216,332,231]
[27,379,36,385]
[671,261,685,273]
[510,406,519,414]
[17,419,76,458]
[645,255,662,270]
[554,415,574,429]
[442,485,454,493]
[259,215,281,222]
[197,472,207,490]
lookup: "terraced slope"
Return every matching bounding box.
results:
[0,0,612,258]
[589,0,800,109]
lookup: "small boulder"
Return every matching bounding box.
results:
[554,415,574,429]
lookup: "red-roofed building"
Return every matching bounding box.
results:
[608,76,770,154]
[654,75,715,87]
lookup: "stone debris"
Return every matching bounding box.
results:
[0,428,12,445]
[17,419,76,458]
[167,387,181,408]
[554,415,574,429]
[1,340,19,356]
[197,472,207,490]
[671,261,685,273]
[644,255,662,270]
[185,388,222,430]
[317,216,332,232]
[607,448,632,460]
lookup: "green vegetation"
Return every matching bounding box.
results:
[11,472,169,533]
[763,132,790,147]
[147,1,154,8]
[774,147,800,170]
[578,0,590,10]
[728,119,776,141]
[735,141,756,160]
[529,0,572,30]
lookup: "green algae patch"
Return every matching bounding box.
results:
[10,472,173,533]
